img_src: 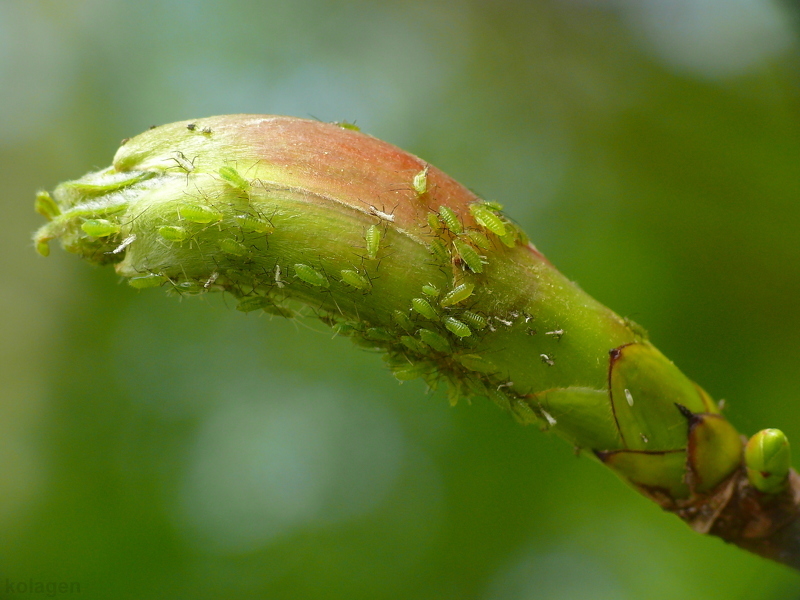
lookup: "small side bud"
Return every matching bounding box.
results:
[745,428,791,494]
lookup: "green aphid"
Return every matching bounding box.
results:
[438,206,463,234]
[262,304,297,319]
[400,335,428,354]
[418,328,450,352]
[745,428,791,494]
[128,273,166,289]
[440,283,474,307]
[334,120,360,131]
[365,224,382,260]
[81,219,120,237]
[466,230,491,251]
[444,317,471,338]
[446,381,463,407]
[171,280,203,294]
[469,203,507,237]
[511,399,540,426]
[178,204,223,224]
[158,225,189,242]
[482,201,504,211]
[236,296,271,313]
[499,227,519,248]
[412,166,429,196]
[456,353,497,374]
[218,166,251,191]
[234,214,275,234]
[219,238,248,256]
[35,191,60,221]
[294,263,329,287]
[429,239,449,263]
[422,283,440,297]
[393,363,431,382]
[333,321,361,336]
[340,269,371,290]
[393,310,414,331]
[461,310,487,330]
[427,212,441,233]
[365,327,394,342]
[411,297,437,320]
[453,239,483,273]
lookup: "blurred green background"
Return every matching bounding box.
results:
[4,0,800,598]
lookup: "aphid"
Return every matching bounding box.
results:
[365,225,382,259]
[128,273,165,289]
[35,191,60,221]
[400,336,428,354]
[158,225,188,242]
[460,310,487,330]
[640,433,649,444]
[365,327,393,342]
[236,296,271,313]
[219,238,248,256]
[418,329,449,352]
[444,317,471,338]
[235,214,274,234]
[393,363,431,382]
[274,264,284,288]
[482,201,504,211]
[456,353,497,374]
[499,227,519,248]
[411,297,437,320]
[427,212,441,233]
[412,166,429,196]
[334,120,360,131]
[177,204,223,224]
[469,203,507,237]
[429,239,449,263]
[172,280,203,294]
[218,166,251,191]
[392,310,414,331]
[110,234,136,254]
[421,283,440,297]
[438,206,463,234]
[294,263,329,287]
[186,123,196,131]
[262,304,296,318]
[624,388,634,407]
[440,283,474,307]
[466,230,491,250]
[201,126,212,134]
[453,239,483,273]
[540,354,554,366]
[81,219,120,237]
[545,329,565,340]
[340,269,371,290]
[512,400,538,425]
[171,151,195,173]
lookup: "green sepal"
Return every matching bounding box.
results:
[609,343,709,451]
[684,410,743,493]
[596,448,689,500]
[745,428,791,494]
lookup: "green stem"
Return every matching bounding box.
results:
[33,114,800,570]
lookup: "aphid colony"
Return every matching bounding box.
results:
[35,158,552,417]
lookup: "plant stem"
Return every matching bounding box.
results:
[33,114,800,570]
